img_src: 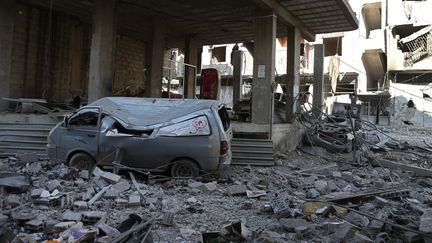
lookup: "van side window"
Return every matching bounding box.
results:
[69,109,99,127]
[218,106,230,131]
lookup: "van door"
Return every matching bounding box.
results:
[61,107,101,158]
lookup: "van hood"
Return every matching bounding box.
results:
[89,97,221,130]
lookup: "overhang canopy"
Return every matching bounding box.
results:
[19,0,358,45]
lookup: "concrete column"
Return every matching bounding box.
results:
[313,44,324,112]
[0,0,15,111]
[184,36,197,98]
[145,16,165,98]
[252,14,276,124]
[88,0,116,102]
[285,26,301,122]
[232,50,243,105]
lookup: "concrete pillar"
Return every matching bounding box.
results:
[145,16,165,98]
[251,14,276,124]
[184,36,197,98]
[285,26,301,122]
[0,0,15,111]
[232,50,243,105]
[88,0,116,103]
[313,44,324,112]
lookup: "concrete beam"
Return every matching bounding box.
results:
[257,0,316,41]
[232,49,243,105]
[313,44,324,113]
[145,16,165,98]
[285,26,301,123]
[88,0,116,103]
[184,36,198,99]
[0,0,15,111]
[251,14,276,125]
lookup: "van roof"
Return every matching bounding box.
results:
[89,97,221,130]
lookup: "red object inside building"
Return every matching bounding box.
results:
[200,68,220,100]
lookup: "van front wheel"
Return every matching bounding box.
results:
[69,153,95,171]
[170,160,199,178]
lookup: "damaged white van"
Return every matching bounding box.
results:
[47,97,232,177]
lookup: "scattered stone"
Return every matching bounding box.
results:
[113,180,130,193]
[295,225,314,239]
[4,195,21,207]
[188,181,204,189]
[54,221,76,230]
[27,162,42,174]
[186,197,198,204]
[161,212,175,226]
[226,184,247,196]
[40,190,51,198]
[341,171,353,181]
[314,180,328,193]
[79,170,90,180]
[279,218,309,232]
[103,188,119,199]
[306,188,320,199]
[94,178,109,189]
[145,198,158,205]
[62,211,82,221]
[128,194,141,207]
[92,167,105,177]
[101,172,121,184]
[81,211,106,225]
[46,180,61,191]
[334,222,356,242]
[73,201,88,210]
[332,171,342,178]
[114,198,128,208]
[200,182,218,192]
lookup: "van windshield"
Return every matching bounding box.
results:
[217,105,230,131]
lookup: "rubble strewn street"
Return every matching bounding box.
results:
[1,125,432,242]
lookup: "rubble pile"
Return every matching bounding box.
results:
[1,127,432,242]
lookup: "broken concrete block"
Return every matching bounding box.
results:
[46,179,61,191]
[334,222,356,242]
[94,178,109,189]
[27,162,42,174]
[128,194,141,207]
[332,171,342,178]
[314,180,328,194]
[161,212,174,226]
[420,210,432,234]
[186,197,198,204]
[40,190,51,198]
[83,187,96,201]
[54,221,76,230]
[114,198,128,208]
[279,218,309,233]
[295,225,314,239]
[306,188,320,199]
[326,180,339,192]
[113,180,130,193]
[25,219,44,232]
[73,201,88,210]
[101,172,121,184]
[92,167,104,177]
[188,181,204,189]
[145,197,158,205]
[30,188,44,199]
[103,188,119,199]
[81,211,106,225]
[4,195,21,207]
[226,184,247,196]
[200,182,218,192]
[79,170,90,180]
[62,211,82,221]
[98,223,121,238]
[341,171,353,181]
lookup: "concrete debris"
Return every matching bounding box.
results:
[1,126,432,242]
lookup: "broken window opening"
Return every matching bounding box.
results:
[323,37,342,57]
[218,105,230,131]
[397,25,432,67]
[68,109,99,127]
[212,46,227,63]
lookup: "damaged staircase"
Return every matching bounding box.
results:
[231,138,275,166]
[0,123,55,156]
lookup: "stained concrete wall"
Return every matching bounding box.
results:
[6,3,148,104]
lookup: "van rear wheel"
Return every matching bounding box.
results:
[170,160,199,178]
[69,153,95,171]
